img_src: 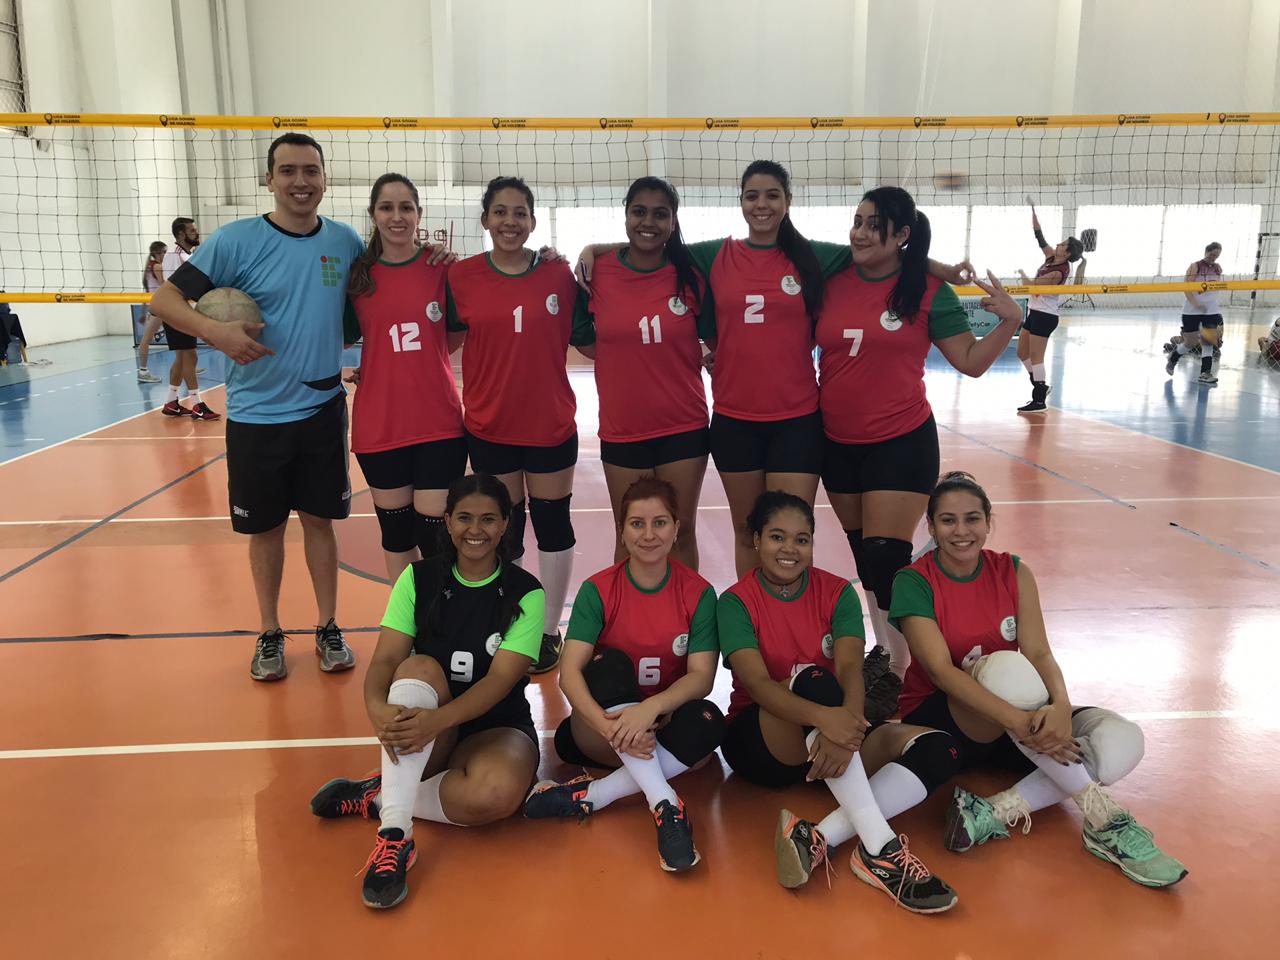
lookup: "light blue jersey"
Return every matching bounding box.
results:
[187,215,364,423]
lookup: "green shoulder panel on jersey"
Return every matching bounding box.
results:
[500,587,546,661]
[831,583,866,640]
[927,283,972,341]
[685,238,728,282]
[565,579,605,645]
[811,239,854,278]
[342,297,361,344]
[716,591,760,660]
[381,565,418,638]
[888,568,935,630]
[688,585,720,654]
[570,287,596,347]
[444,280,466,332]
[1011,554,1021,571]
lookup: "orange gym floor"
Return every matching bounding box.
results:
[1,313,1276,959]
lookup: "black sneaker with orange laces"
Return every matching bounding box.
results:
[850,834,958,914]
[774,808,829,889]
[653,797,699,872]
[361,828,417,909]
[310,775,381,819]
[523,775,594,820]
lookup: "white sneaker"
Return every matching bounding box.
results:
[137,369,161,383]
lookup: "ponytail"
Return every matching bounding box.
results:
[862,185,931,322]
[623,176,702,307]
[348,172,421,300]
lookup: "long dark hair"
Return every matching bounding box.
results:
[926,471,992,521]
[741,160,824,321]
[421,474,520,638]
[745,490,816,537]
[348,173,420,299]
[624,176,701,307]
[861,186,932,322]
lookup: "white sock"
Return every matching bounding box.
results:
[1175,341,1191,355]
[1031,362,1047,382]
[1021,357,1033,373]
[166,385,179,402]
[866,604,910,677]
[191,390,201,403]
[583,718,690,810]
[1010,735,1094,821]
[411,770,463,825]
[538,547,574,635]
[1009,770,1072,812]
[806,730,895,855]
[377,678,441,835]
[816,758,929,849]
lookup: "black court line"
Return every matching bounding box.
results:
[0,626,384,645]
[0,452,228,585]
[937,423,1139,510]
[1167,521,1277,575]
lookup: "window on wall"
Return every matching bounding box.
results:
[1160,204,1260,276]
[0,0,27,131]
[678,206,747,243]
[918,205,968,266]
[1075,205,1164,277]
[969,205,1062,278]
[788,205,853,245]
[554,206,627,265]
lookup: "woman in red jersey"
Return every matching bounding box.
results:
[523,477,723,873]
[580,161,972,579]
[344,173,465,583]
[571,177,710,569]
[852,472,1186,889]
[446,176,581,674]
[816,186,1021,719]
[717,491,957,915]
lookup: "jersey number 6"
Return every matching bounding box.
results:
[638,656,662,687]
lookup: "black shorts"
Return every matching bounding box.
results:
[354,436,468,491]
[821,414,939,496]
[466,431,578,476]
[600,426,710,470]
[161,322,198,351]
[1182,313,1223,334]
[456,695,538,748]
[225,393,351,534]
[1021,309,1060,338]
[709,410,824,475]
[901,690,1035,775]
[720,704,810,788]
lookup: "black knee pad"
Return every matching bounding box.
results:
[582,646,642,709]
[503,500,527,561]
[789,665,844,708]
[374,504,416,553]
[415,513,445,562]
[860,536,913,610]
[656,699,726,767]
[529,494,576,552]
[894,730,961,795]
[553,717,598,768]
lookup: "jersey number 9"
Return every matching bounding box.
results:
[450,651,474,683]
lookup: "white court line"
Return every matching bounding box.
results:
[0,710,1261,761]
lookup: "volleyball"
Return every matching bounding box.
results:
[933,169,969,191]
[195,287,262,333]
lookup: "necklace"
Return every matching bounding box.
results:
[765,572,803,598]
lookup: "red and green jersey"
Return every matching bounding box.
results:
[816,269,969,444]
[344,250,462,454]
[571,250,709,442]
[566,559,718,697]
[717,566,864,719]
[890,549,1022,717]
[446,253,578,446]
[688,238,849,422]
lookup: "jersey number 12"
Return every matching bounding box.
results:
[387,322,421,353]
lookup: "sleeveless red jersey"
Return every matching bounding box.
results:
[896,550,1021,717]
[816,270,965,444]
[722,567,852,718]
[448,253,578,445]
[706,240,818,421]
[587,559,715,697]
[582,251,708,442]
[348,252,462,453]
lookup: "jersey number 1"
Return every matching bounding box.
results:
[388,322,421,353]
[638,315,663,344]
[513,305,523,333]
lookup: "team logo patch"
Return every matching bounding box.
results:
[880,310,903,332]
[668,296,688,316]
[1000,616,1018,643]
[781,274,801,296]
[484,632,503,656]
[426,300,443,322]
[672,633,689,656]
[821,633,835,659]
[545,293,560,315]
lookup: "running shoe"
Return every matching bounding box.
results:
[136,369,161,383]
[774,808,829,889]
[524,775,594,820]
[361,828,417,909]
[1198,372,1218,385]
[189,401,221,421]
[311,775,381,819]
[943,786,1011,853]
[315,618,355,672]
[1079,783,1187,888]
[1165,352,1180,375]
[862,670,903,725]
[850,835,958,914]
[250,628,287,681]
[653,797,699,872]
[161,399,190,417]
[530,631,563,674]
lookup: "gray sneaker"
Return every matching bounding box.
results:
[315,618,356,672]
[250,628,288,681]
[136,369,161,383]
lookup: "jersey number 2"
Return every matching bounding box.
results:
[449,651,474,683]
[388,322,421,353]
[744,294,765,324]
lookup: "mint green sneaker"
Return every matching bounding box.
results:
[1083,812,1188,888]
[943,786,1010,853]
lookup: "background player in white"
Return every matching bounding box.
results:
[1015,202,1082,413]
[158,217,218,420]
[1167,242,1224,384]
[135,240,167,383]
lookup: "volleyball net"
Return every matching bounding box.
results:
[1,111,1279,308]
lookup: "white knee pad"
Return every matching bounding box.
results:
[1071,707,1144,785]
[970,650,1048,710]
